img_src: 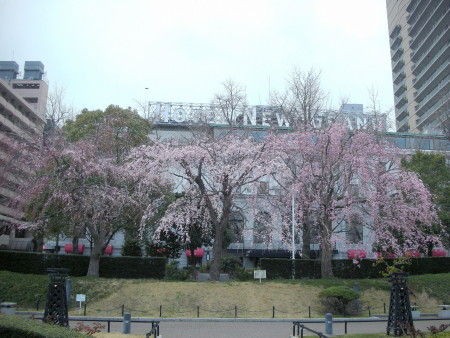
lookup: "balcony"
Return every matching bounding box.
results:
[412,16,448,64]
[407,0,428,24]
[396,104,408,121]
[416,97,448,129]
[392,59,405,73]
[410,2,448,50]
[395,94,408,109]
[413,34,450,79]
[397,121,410,133]
[411,11,449,63]
[394,83,407,97]
[390,36,402,51]
[396,114,409,128]
[414,46,449,89]
[413,28,449,74]
[389,25,401,40]
[392,48,404,62]
[409,0,435,37]
[394,71,406,85]
[406,0,419,14]
[415,64,449,101]
[415,80,449,116]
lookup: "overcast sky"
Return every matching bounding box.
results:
[0,0,394,119]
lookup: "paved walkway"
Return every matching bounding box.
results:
[69,318,450,337]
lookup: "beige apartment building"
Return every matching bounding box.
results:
[386,0,449,133]
[0,61,47,250]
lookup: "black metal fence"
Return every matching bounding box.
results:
[32,301,392,318]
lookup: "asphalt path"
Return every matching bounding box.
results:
[69,318,450,338]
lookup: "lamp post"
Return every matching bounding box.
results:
[291,195,296,279]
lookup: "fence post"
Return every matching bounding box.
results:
[308,306,311,318]
[35,299,40,311]
[197,305,200,318]
[159,304,162,317]
[234,305,237,318]
[325,313,332,336]
[368,306,371,317]
[384,302,386,314]
[272,306,275,318]
[83,302,87,316]
[121,304,124,316]
[123,313,131,334]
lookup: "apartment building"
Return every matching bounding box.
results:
[0,61,47,250]
[386,0,449,133]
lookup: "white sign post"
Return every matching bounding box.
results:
[76,294,86,309]
[254,270,267,283]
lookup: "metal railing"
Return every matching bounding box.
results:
[293,321,327,337]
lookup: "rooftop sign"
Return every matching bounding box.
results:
[148,102,387,131]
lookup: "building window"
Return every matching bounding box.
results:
[227,211,245,243]
[257,182,269,195]
[24,97,38,104]
[12,83,40,89]
[346,213,364,244]
[253,211,271,244]
[14,229,26,238]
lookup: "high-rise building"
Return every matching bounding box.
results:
[386,0,449,134]
[0,61,47,250]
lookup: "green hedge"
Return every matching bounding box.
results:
[260,257,450,279]
[99,256,166,278]
[0,314,88,338]
[0,250,166,279]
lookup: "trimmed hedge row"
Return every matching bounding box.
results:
[260,257,450,279]
[0,250,166,278]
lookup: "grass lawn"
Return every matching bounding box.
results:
[0,271,448,318]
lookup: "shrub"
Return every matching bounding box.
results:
[121,238,142,257]
[233,267,254,281]
[164,261,192,281]
[0,314,87,337]
[319,286,361,315]
[220,255,242,274]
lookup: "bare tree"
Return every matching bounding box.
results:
[271,68,326,130]
[212,79,247,126]
[366,86,391,132]
[135,99,153,121]
[46,85,73,126]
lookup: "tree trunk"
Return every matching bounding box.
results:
[87,242,102,277]
[320,220,333,278]
[72,237,79,254]
[210,222,225,281]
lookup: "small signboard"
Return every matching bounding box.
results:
[254,270,267,283]
[76,294,86,309]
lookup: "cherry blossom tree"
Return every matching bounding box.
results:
[131,133,275,280]
[14,135,168,276]
[269,123,440,277]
